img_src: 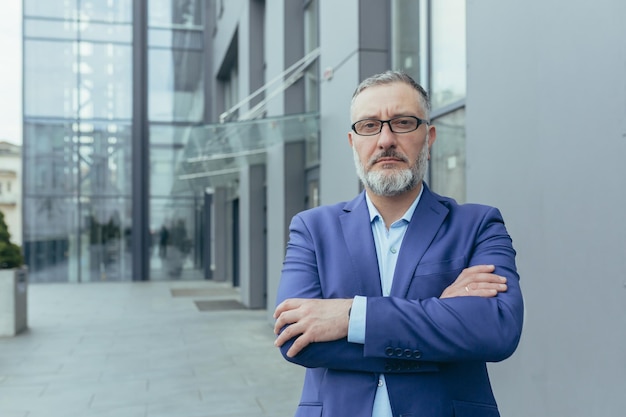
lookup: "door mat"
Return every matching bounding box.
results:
[171,288,236,297]
[194,299,246,311]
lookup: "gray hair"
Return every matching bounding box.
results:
[351,70,431,119]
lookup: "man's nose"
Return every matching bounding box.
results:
[377,122,397,148]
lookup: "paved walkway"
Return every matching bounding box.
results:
[0,281,304,417]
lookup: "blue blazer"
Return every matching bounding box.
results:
[276,184,524,417]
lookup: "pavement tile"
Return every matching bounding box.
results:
[0,281,303,417]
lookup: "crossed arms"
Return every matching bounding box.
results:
[273,207,524,372]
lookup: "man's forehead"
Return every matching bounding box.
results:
[352,83,422,116]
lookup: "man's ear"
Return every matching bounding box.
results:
[348,131,354,147]
[427,124,437,148]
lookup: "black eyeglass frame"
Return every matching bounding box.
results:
[350,116,429,136]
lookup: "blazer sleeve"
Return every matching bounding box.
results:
[276,213,440,373]
[276,206,524,370]
[363,206,524,363]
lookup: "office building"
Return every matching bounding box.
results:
[22,1,625,415]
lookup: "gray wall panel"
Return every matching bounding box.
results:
[467,1,626,415]
[319,0,361,205]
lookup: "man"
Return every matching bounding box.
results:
[274,71,524,417]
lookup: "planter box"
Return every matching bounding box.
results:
[0,268,28,337]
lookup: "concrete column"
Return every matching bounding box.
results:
[238,164,266,308]
[203,189,213,280]
[266,141,305,318]
[212,187,229,282]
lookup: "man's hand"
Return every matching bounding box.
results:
[440,264,507,299]
[273,298,353,358]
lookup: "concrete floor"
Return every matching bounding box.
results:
[0,280,304,417]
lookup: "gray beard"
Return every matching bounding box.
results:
[353,143,429,197]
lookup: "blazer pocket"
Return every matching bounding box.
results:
[410,256,467,297]
[452,400,500,417]
[294,403,323,417]
[413,256,467,277]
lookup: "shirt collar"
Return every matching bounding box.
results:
[365,184,425,224]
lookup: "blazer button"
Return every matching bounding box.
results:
[404,349,413,358]
[413,350,422,359]
[394,348,403,357]
[385,347,394,357]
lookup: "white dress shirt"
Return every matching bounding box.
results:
[348,187,423,417]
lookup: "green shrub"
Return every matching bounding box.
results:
[0,210,23,269]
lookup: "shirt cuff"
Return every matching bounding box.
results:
[347,295,367,344]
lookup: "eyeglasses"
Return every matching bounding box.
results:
[351,116,428,136]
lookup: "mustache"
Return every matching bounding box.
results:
[368,150,409,167]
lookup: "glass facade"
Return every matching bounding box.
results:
[23,0,208,282]
[429,108,466,202]
[148,0,206,280]
[23,0,133,282]
[431,0,466,109]
[391,0,427,84]
[392,0,467,203]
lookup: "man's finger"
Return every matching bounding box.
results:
[273,298,303,318]
[468,281,508,291]
[467,273,507,285]
[274,321,301,347]
[286,334,311,357]
[463,264,495,274]
[273,308,300,334]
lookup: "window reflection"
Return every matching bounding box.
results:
[149,0,204,28]
[23,120,132,282]
[431,109,466,203]
[391,0,424,83]
[148,49,204,122]
[431,0,466,109]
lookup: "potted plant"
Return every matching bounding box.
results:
[0,209,27,336]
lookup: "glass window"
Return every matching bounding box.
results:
[149,125,189,197]
[431,0,466,109]
[150,124,201,281]
[150,197,202,280]
[24,18,77,41]
[79,196,133,282]
[22,194,74,282]
[24,0,77,19]
[81,22,133,43]
[430,108,466,203]
[23,121,78,194]
[149,49,205,122]
[149,28,203,49]
[25,0,132,22]
[80,0,133,23]
[149,0,204,28]
[78,42,133,120]
[391,0,427,83]
[77,122,132,197]
[24,40,77,118]
[24,40,131,120]
[24,121,132,283]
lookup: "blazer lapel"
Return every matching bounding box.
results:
[390,185,449,298]
[340,192,383,297]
